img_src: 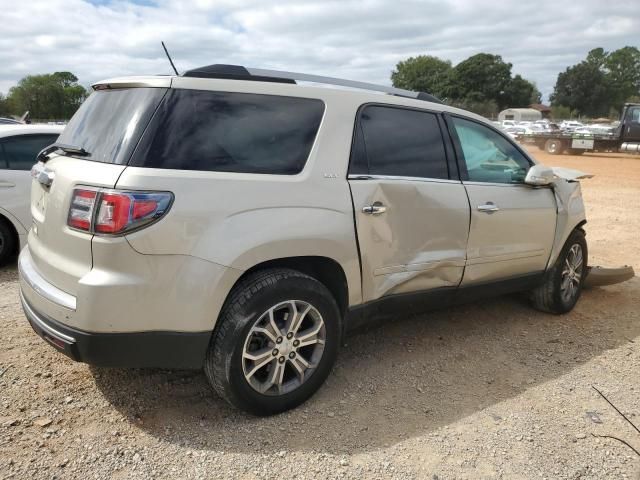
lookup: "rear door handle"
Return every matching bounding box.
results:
[477,202,499,213]
[0,180,15,188]
[362,202,387,215]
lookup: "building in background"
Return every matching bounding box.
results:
[529,103,552,119]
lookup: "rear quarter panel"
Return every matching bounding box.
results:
[118,91,363,306]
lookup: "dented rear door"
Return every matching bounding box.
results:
[347,105,470,303]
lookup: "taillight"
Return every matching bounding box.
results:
[67,188,173,235]
[68,189,97,231]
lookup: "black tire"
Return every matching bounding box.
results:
[545,138,565,155]
[530,229,588,314]
[205,268,341,415]
[0,219,17,266]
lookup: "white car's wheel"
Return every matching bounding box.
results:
[0,219,17,266]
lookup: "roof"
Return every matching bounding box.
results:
[0,124,65,138]
[529,103,552,112]
[94,64,443,105]
[92,69,495,128]
[500,108,542,114]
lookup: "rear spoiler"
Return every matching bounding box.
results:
[92,76,172,90]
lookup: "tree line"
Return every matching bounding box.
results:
[392,46,640,119]
[392,53,541,117]
[0,72,88,120]
[1,46,638,121]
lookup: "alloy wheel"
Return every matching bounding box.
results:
[560,244,583,303]
[242,300,326,396]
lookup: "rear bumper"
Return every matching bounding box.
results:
[20,291,210,368]
[18,245,218,368]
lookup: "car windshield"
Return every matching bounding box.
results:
[56,87,167,164]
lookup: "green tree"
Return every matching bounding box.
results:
[504,74,541,107]
[550,60,611,117]
[604,46,640,110]
[551,47,640,117]
[446,53,513,109]
[391,52,540,115]
[6,72,89,120]
[0,93,12,117]
[391,55,452,98]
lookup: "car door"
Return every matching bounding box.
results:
[445,115,557,285]
[0,134,60,231]
[347,105,470,303]
[623,105,640,142]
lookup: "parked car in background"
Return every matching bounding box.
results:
[0,118,23,125]
[504,125,526,140]
[0,124,64,264]
[559,121,584,132]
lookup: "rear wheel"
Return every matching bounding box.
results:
[545,138,565,155]
[0,219,17,266]
[530,229,587,314]
[205,268,341,415]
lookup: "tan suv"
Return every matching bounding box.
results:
[19,65,590,415]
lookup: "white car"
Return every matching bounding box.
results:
[560,121,584,132]
[0,124,64,264]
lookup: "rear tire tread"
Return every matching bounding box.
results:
[205,268,338,414]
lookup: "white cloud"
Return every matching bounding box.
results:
[0,0,638,102]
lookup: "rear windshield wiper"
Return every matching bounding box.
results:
[37,143,91,162]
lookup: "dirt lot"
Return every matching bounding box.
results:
[1,150,639,479]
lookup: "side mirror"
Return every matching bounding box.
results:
[525,164,555,186]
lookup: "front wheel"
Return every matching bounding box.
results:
[205,268,341,415]
[530,229,588,314]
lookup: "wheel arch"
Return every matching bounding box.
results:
[233,256,350,321]
[0,211,21,257]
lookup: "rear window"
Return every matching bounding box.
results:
[57,88,167,164]
[131,89,325,174]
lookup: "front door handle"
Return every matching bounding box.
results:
[477,202,499,213]
[362,202,387,215]
[0,180,15,188]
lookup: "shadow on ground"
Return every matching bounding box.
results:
[93,280,639,455]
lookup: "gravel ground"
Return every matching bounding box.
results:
[1,150,639,479]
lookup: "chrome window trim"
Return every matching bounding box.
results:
[347,174,461,184]
[18,248,77,311]
[462,180,531,188]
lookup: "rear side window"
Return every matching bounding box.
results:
[1,134,59,170]
[349,105,449,179]
[57,88,167,164]
[131,90,325,174]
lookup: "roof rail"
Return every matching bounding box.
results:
[182,64,442,104]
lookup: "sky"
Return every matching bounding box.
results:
[1,0,638,102]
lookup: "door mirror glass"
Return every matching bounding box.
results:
[525,164,555,186]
